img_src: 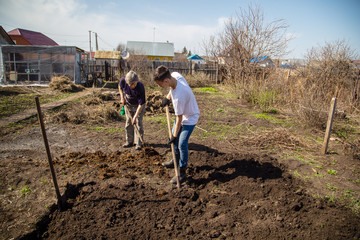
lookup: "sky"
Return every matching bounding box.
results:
[0,0,359,59]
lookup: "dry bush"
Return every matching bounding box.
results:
[49,75,85,92]
[183,72,214,88]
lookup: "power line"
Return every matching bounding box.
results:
[97,34,116,49]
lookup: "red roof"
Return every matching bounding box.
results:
[8,28,58,46]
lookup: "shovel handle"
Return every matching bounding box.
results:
[166,106,181,189]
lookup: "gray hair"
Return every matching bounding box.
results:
[125,70,139,85]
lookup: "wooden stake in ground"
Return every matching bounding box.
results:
[35,97,64,210]
[322,97,337,154]
[165,106,181,189]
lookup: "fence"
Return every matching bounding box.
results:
[81,59,221,85]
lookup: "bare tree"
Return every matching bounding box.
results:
[203,4,292,86]
[116,43,126,52]
[302,39,359,109]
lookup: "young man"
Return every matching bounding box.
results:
[153,65,200,184]
[118,70,146,150]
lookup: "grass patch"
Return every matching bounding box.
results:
[327,169,338,175]
[196,87,217,93]
[107,128,124,133]
[19,185,31,197]
[146,115,169,126]
[89,126,106,132]
[0,91,72,119]
[252,112,285,125]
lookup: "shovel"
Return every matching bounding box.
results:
[123,105,145,146]
[165,106,181,189]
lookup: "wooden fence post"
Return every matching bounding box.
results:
[322,97,337,154]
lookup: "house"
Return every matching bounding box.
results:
[126,41,174,61]
[7,28,58,46]
[0,26,15,84]
[0,26,15,45]
[94,51,123,81]
[250,56,274,67]
[187,54,205,64]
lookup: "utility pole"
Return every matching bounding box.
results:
[89,30,92,58]
[89,30,92,77]
[95,32,98,51]
[153,27,155,42]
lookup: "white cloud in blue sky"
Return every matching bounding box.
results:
[0,0,359,59]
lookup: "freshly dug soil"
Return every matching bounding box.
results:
[20,150,360,240]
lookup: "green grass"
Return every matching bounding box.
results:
[145,115,169,126]
[251,112,285,125]
[107,128,124,133]
[19,185,31,197]
[327,169,338,175]
[326,183,338,191]
[196,87,217,93]
[89,126,106,132]
[0,92,72,119]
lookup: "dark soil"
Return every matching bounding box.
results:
[1,87,359,240]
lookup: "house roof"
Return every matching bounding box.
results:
[8,28,58,46]
[187,54,203,60]
[94,51,121,59]
[0,26,15,45]
[126,41,174,57]
[250,56,272,63]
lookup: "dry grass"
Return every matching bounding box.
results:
[242,128,308,150]
[49,75,85,93]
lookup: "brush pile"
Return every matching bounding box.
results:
[49,75,85,92]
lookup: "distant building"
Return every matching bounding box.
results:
[250,56,274,67]
[8,28,58,46]
[126,41,174,61]
[281,58,306,69]
[187,54,205,64]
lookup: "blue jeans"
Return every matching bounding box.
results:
[172,122,195,168]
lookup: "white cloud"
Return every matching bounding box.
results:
[0,0,226,54]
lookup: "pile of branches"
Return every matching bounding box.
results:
[49,75,85,92]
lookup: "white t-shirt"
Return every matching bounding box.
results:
[170,72,200,125]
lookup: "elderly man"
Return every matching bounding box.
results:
[118,70,146,150]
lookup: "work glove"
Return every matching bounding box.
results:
[161,98,171,107]
[168,135,177,145]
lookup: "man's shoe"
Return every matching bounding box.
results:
[162,159,174,168]
[123,143,133,148]
[162,154,180,169]
[170,167,187,184]
[135,145,142,150]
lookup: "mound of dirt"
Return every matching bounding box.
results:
[50,103,121,124]
[145,91,174,115]
[49,76,85,93]
[20,151,360,239]
[53,147,169,180]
